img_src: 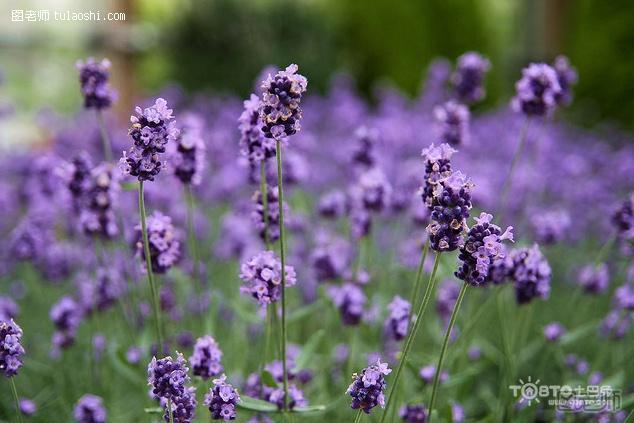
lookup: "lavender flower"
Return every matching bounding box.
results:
[419,365,448,385]
[578,263,609,295]
[511,63,562,117]
[350,206,372,239]
[266,384,307,410]
[327,283,366,325]
[0,319,24,377]
[612,194,634,252]
[426,171,474,252]
[419,143,456,209]
[251,186,286,243]
[50,296,83,354]
[204,374,240,420]
[399,404,428,422]
[544,322,566,342]
[553,55,578,106]
[531,209,571,245]
[350,168,392,212]
[76,58,115,110]
[384,296,410,341]
[311,235,351,282]
[451,52,491,103]
[148,353,189,401]
[239,250,297,306]
[346,359,392,414]
[434,101,470,146]
[507,244,552,304]
[64,152,93,212]
[168,386,197,423]
[0,296,19,321]
[239,94,275,165]
[134,211,180,274]
[455,212,514,286]
[80,163,119,239]
[260,64,307,140]
[120,98,179,181]
[352,126,379,169]
[189,336,223,380]
[73,394,106,423]
[171,114,206,185]
[317,190,348,219]
[19,398,36,416]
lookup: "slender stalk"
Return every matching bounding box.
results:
[353,409,364,423]
[428,282,468,422]
[260,161,271,250]
[380,253,442,423]
[496,118,531,222]
[138,181,164,347]
[407,241,429,322]
[167,398,174,423]
[275,140,289,412]
[185,185,205,331]
[9,378,23,423]
[495,286,513,419]
[95,110,113,162]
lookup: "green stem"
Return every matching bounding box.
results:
[167,398,174,423]
[260,161,271,250]
[9,378,23,423]
[95,110,113,162]
[428,282,469,422]
[138,181,164,348]
[495,286,513,420]
[380,252,442,423]
[496,117,531,222]
[186,185,204,330]
[353,409,364,423]
[407,241,429,322]
[275,140,289,412]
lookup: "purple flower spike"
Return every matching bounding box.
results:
[120,98,179,181]
[544,322,566,342]
[80,163,119,239]
[327,283,366,326]
[171,113,206,185]
[260,64,307,141]
[352,126,379,169]
[167,386,197,423]
[73,394,106,423]
[553,55,578,106]
[251,185,286,243]
[239,94,275,165]
[419,365,448,385]
[0,319,25,377]
[612,194,634,253]
[148,352,189,401]
[134,211,180,274]
[384,296,411,341]
[0,296,19,322]
[347,359,392,414]
[189,336,223,380]
[350,168,392,213]
[239,251,297,306]
[204,374,240,421]
[531,209,571,245]
[578,263,609,295]
[507,244,552,304]
[511,63,562,117]
[76,58,115,110]
[419,143,456,209]
[434,101,470,147]
[400,404,428,422]
[451,51,491,103]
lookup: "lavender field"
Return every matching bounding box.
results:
[0,51,633,423]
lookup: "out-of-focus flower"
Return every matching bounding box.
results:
[507,244,552,304]
[419,365,448,385]
[318,190,348,219]
[612,193,634,253]
[347,359,391,414]
[511,63,562,117]
[327,283,366,326]
[19,398,37,416]
[251,186,286,243]
[189,336,223,380]
[260,64,307,140]
[171,114,206,185]
[399,404,427,422]
[0,296,19,321]
[239,251,297,306]
[384,296,410,341]
[134,211,180,274]
[543,322,566,342]
[73,394,106,423]
[578,263,609,295]
[434,101,470,146]
[50,296,83,355]
[76,58,115,110]
[553,55,578,106]
[451,52,490,103]
[265,384,307,411]
[352,126,379,169]
[531,209,571,245]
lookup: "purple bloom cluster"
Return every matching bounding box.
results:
[80,163,119,239]
[434,101,470,146]
[251,185,286,243]
[612,193,634,253]
[419,143,456,209]
[426,171,473,252]
[419,364,448,385]
[65,152,93,212]
[0,319,24,377]
[76,58,115,110]
[578,263,609,295]
[351,126,379,169]
[239,250,297,306]
[189,335,223,380]
[121,98,179,181]
[19,398,37,416]
[507,244,552,304]
[134,211,180,274]
[451,51,491,103]
[239,94,275,165]
[0,296,19,321]
[168,386,197,423]
[601,282,634,339]
[327,283,366,326]
[311,234,351,282]
[399,404,428,422]
[73,394,106,423]
[384,296,410,341]
[531,209,571,245]
[347,359,391,414]
[204,374,240,420]
[171,114,206,185]
[318,190,348,219]
[455,212,513,286]
[148,353,189,401]
[260,64,307,140]
[76,267,125,313]
[511,63,562,117]
[543,322,566,342]
[553,55,578,106]
[50,296,83,355]
[350,168,392,212]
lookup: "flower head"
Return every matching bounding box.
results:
[553,55,578,106]
[239,251,297,306]
[167,386,197,423]
[543,322,566,342]
[578,263,609,295]
[260,64,307,140]
[347,359,391,414]
[419,143,456,209]
[134,211,180,274]
[507,244,552,304]
[327,283,366,326]
[251,185,287,243]
[511,63,562,117]
[204,374,240,420]
[451,52,491,103]
[76,58,115,110]
[189,336,223,380]
[171,113,206,185]
[434,101,470,146]
[73,394,106,423]
[384,296,411,341]
[0,319,25,377]
[239,94,275,165]
[80,163,119,239]
[399,404,428,422]
[148,353,189,400]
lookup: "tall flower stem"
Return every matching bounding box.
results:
[9,378,23,423]
[380,252,442,423]
[260,161,271,250]
[353,409,364,423]
[185,185,204,329]
[95,110,113,162]
[496,118,531,223]
[138,181,164,347]
[428,282,469,422]
[167,398,174,423]
[407,241,429,323]
[275,140,289,412]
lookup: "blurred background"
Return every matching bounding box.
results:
[1,0,633,148]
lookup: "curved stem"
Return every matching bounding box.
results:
[407,241,429,325]
[428,282,468,422]
[260,161,271,250]
[139,181,164,347]
[353,409,364,423]
[380,252,442,423]
[9,378,23,423]
[95,110,113,162]
[275,140,289,412]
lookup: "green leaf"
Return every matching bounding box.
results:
[238,396,278,413]
[144,407,163,414]
[288,299,326,324]
[293,329,324,371]
[292,404,327,414]
[560,320,600,346]
[261,370,278,388]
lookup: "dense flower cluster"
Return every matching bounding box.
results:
[327,283,366,326]
[251,186,285,243]
[121,98,179,181]
[239,250,297,306]
[134,211,180,274]
[351,126,379,169]
[612,193,634,252]
[311,234,350,282]
[73,394,106,423]
[419,143,456,209]
[317,190,348,219]
[434,101,470,146]
[189,336,223,380]
[0,319,25,377]
[0,296,18,321]
[455,212,513,286]
[50,296,83,355]
[426,172,473,252]
[451,51,490,103]
[399,404,428,422]
[148,353,189,401]
[507,244,552,304]
[511,63,562,117]
[168,386,197,423]
[350,168,392,212]
[204,374,240,420]
[76,267,125,313]
[543,322,566,342]
[65,153,93,212]
[76,58,115,110]
[384,295,410,341]
[531,209,571,245]
[260,64,307,140]
[80,163,119,239]
[578,263,609,295]
[347,359,391,414]
[553,55,578,106]
[239,94,275,165]
[171,114,206,185]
